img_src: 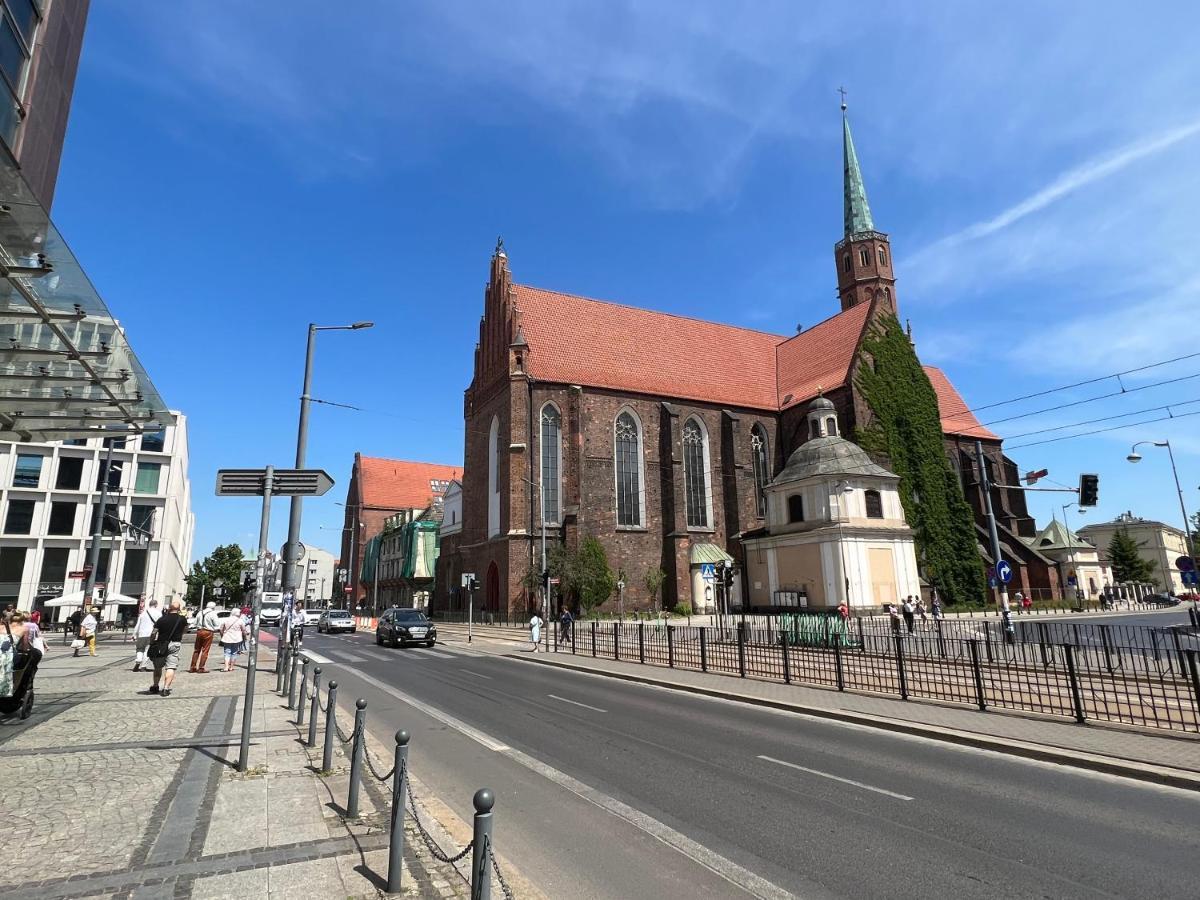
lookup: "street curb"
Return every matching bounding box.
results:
[513,653,1200,793]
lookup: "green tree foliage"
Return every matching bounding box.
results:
[547,537,615,617]
[855,314,986,605]
[643,566,667,612]
[186,543,246,606]
[1108,528,1157,584]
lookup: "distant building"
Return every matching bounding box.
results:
[298,545,335,606]
[0,414,195,618]
[1026,518,1112,600]
[1077,512,1190,594]
[375,501,443,610]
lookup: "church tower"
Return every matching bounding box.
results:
[835,101,896,314]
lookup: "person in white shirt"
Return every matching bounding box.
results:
[77,608,99,657]
[133,599,161,672]
[189,602,220,673]
[529,612,542,652]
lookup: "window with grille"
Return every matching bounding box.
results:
[540,404,561,525]
[750,425,768,518]
[615,412,642,527]
[683,418,709,528]
[865,489,884,519]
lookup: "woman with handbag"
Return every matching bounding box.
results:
[145,599,187,697]
[218,611,246,672]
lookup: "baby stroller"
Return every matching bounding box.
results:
[0,619,37,720]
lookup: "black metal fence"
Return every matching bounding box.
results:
[555,617,1200,734]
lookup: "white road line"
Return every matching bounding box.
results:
[409,647,455,659]
[757,755,913,801]
[345,669,793,900]
[337,652,367,663]
[460,669,492,680]
[301,650,333,664]
[548,693,607,713]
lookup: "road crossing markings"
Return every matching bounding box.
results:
[548,693,607,713]
[337,652,367,663]
[409,647,455,659]
[758,755,914,801]
[300,650,333,665]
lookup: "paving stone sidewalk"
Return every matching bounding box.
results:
[0,638,474,899]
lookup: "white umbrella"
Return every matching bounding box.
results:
[105,593,143,606]
[41,590,88,608]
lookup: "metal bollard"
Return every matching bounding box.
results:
[387,730,410,894]
[288,650,300,709]
[321,680,339,772]
[297,657,309,725]
[276,645,289,693]
[470,788,495,900]
[308,667,321,747]
[347,698,367,817]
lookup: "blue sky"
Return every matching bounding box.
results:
[50,1,1200,561]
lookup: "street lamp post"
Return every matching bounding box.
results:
[1060,503,1084,602]
[1127,440,1199,588]
[281,322,372,598]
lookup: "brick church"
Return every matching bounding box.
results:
[435,109,1060,616]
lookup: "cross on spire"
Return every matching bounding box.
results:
[837,85,847,111]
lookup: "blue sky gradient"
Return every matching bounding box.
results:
[50,1,1200,560]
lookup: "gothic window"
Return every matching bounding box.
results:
[750,425,769,518]
[865,489,884,519]
[683,418,710,529]
[884,287,891,303]
[859,248,870,267]
[540,404,561,526]
[788,494,804,523]
[614,411,643,527]
[487,415,500,537]
[877,246,887,266]
[842,254,851,273]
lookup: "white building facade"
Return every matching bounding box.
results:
[298,545,336,606]
[0,413,194,619]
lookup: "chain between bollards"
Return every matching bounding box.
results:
[321,680,338,772]
[307,667,321,747]
[296,657,309,724]
[386,730,410,894]
[470,788,494,900]
[347,698,367,818]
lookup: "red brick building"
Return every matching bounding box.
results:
[337,454,459,609]
[436,111,1057,616]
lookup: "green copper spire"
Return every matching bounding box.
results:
[842,102,875,238]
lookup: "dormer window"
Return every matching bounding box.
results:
[859,248,870,267]
[825,416,837,437]
[865,489,883,519]
[788,495,804,523]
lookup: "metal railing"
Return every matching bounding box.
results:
[556,617,1200,734]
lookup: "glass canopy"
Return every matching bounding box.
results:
[0,151,169,441]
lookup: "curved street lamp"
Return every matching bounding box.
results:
[1126,439,1198,585]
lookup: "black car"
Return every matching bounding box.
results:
[376,608,437,648]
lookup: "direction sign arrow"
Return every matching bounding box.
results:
[215,468,335,497]
[995,559,1013,584]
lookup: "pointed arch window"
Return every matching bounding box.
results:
[842,254,851,273]
[825,416,837,437]
[540,404,561,526]
[614,411,643,527]
[859,248,870,267]
[487,415,500,537]
[877,246,887,266]
[865,489,884,519]
[750,425,769,518]
[683,418,710,529]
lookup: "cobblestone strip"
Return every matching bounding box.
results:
[0,728,297,758]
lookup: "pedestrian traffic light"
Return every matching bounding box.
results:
[1078,473,1099,507]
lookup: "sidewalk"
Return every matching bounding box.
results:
[437,626,1200,789]
[0,637,472,899]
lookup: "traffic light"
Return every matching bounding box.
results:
[1078,473,1099,507]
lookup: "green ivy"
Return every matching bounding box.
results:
[854,314,986,605]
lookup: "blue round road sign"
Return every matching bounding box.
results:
[995,560,1013,584]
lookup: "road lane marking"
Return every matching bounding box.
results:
[301,650,333,665]
[758,755,913,801]
[344,669,793,898]
[460,669,492,680]
[409,648,455,659]
[548,693,607,713]
[337,652,367,663]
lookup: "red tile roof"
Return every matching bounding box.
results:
[515,285,783,410]
[923,366,998,440]
[776,303,873,409]
[358,456,461,510]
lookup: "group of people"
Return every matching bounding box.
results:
[129,599,252,697]
[886,595,943,634]
[183,601,251,673]
[1,606,46,709]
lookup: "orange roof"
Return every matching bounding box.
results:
[516,285,783,410]
[776,303,873,409]
[358,456,461,510]
[923,366,997,439]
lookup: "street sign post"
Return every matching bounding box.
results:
[1176,556,1196,573]
[215,465,336,773]
[700,562,716,582]
[995,560,1013,585]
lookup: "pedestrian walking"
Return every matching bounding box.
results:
[76,607,99,657]
[218,611,246,672]
[901,597,916,634]
[888,603,902,634]
[529,611,543,652]
[1013,590,1025,614]
[1021,594,1033,614]
[145,599,187,697]
[931,596,943,621]
[133,599,161,672]
[189,601,220,672]
[915,598,928,629]
[238,606,252,654]
[558,606,573,643]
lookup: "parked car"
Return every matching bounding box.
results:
[1145,593,1180,607]
[302,607,322,626]
[260,603,283,626]
[376,608,437,648]
[318,608,356,634]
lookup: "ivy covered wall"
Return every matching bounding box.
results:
[854,314,986,604]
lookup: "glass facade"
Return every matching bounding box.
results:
[0,0,38,151]
[0,545,25,599]
[141,430,166,452]
[38,546,68,584]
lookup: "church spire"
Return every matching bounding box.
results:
[841,97,875,239]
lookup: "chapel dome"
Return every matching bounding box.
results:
[775,435,893,482]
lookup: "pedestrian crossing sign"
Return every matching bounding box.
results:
[700,563,716,581]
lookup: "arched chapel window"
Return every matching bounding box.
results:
[615,412,643,527]
[788,494,804,523]
[540,404,561,525]
[865,489,884,519]
[750,425,769,518]
[683,418,710,529]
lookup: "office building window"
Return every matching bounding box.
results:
[47,501,76,535]
[96,459,123,491]
[5,498,34,533]
[56,456,84,490]
[103,435,127,450]
[89,502,121,536]
[135,462,162,494]
[39,547,69,585]
[0,545,26,591]
[12,452,41,487]
[130,504,155,538]
[122,549,148,585]
[141,430,166,452]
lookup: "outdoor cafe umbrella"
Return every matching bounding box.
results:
[42,591,142,607]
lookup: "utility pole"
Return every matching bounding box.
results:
[84,441,116,612]
[975,440,1009,610]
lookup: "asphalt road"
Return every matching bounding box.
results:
[300,629,1200,899]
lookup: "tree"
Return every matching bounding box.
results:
[186,543,247,606]
[855,314,987,605]
[576,537,616,616]
[643,566,666,613]
[1108,529,1156,584]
